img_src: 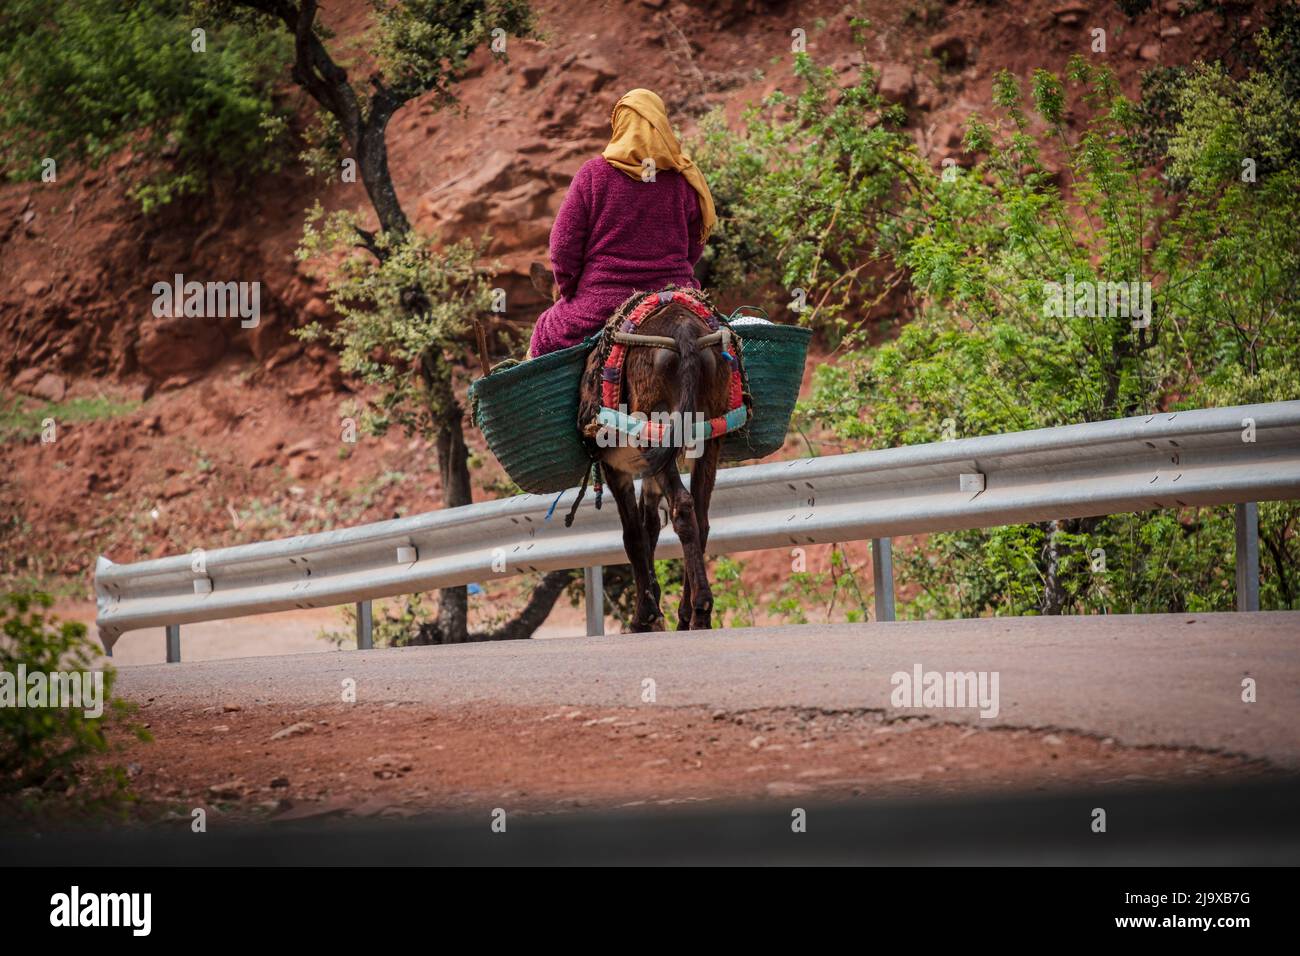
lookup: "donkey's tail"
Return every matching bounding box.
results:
[639,315,703,478]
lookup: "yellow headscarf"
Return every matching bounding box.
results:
[601,89,717,244]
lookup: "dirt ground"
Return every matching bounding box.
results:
[70,699,1277,827]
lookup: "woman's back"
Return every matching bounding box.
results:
[530,157,703,357]
[575,158,702,292]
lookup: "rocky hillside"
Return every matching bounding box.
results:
[0,0,1248,598]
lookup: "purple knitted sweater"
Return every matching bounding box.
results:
[529,157,704,356]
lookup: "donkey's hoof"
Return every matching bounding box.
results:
[631,614,666,633]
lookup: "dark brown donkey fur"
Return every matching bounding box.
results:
[530,264,732,631]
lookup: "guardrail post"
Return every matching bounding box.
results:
[872,538,895,622]
[356,600,374,649]
[165,624,181,663]
[1235,502,1260,612]
[584,566,604,636]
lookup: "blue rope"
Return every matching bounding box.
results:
[544,490,563,521]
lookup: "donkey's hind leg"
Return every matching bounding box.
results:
[682,441,721,629]
[662,463,713,630]
[639,479,665,612]
[606,467,665,632]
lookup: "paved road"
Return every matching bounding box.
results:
[114,611,1300,765]
[61,602,593,664]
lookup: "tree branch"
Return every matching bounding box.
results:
[479,571,578,641]
[353,225,383,261]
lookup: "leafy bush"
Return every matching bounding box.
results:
[691,36,915,342]
[0,0,291,210]
[0,592,140,796]
[834,54,1298,615]
[318,593,436,649]
[704,35,1298,616]
[767,545,871,624]
[295,204,497,438]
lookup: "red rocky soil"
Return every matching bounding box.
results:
[63,700,1275,827]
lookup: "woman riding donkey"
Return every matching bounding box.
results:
[530,90,745,632]
[529,88,716,357]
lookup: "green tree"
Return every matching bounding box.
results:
[697,37,1298,616]
[0,0,290,210]
[826,55,1299,615]
[203,0,572,642]
[1,592,144,800]
[692,33,915,342]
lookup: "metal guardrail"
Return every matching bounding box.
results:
[95,402,1300,660]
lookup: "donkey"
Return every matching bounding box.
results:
[530,264,735,631]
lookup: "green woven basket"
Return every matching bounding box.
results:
[722,322,812,462]
[470,337,596,494]
[471,322,811,493]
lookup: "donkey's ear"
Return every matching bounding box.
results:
[529,261,554,298]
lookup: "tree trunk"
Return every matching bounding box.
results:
[1261,518,1293,608]
[356,120,410,236]
[1040,519,1067,615]
[1040,515,1105,614]
[431,374,473,643]
[261,0,571,645]
[482,570,576,641]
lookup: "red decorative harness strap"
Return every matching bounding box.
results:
[599,289,747,443]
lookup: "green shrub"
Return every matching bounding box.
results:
[704,35,1298,616]
[810,53,1299,615]
[0,0,291,210]
[0,592,141,796]
[690,33,915,342]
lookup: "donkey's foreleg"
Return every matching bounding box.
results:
[676,558,694,632]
